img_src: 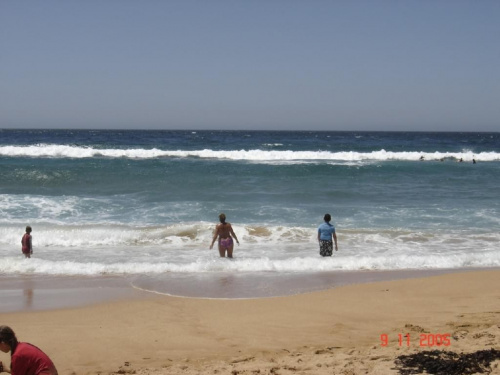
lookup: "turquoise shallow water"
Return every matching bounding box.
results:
[0,130,499,282]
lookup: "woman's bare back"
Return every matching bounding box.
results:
[216,222,232,239]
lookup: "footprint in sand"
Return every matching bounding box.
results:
[404,323,427,333]
[452,330,469,340]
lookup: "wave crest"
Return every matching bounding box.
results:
[1,145,498,162]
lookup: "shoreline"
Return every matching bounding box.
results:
[0,267,490,312]
[0,269,499,375]
[129,267,484,300]
[0,275,144,313]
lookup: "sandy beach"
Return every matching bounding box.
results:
[1,269,499,375]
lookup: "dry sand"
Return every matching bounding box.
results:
[1,270,499,375]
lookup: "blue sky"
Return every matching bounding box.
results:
[1,1,499,131]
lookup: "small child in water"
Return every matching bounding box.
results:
[21,226,33,258]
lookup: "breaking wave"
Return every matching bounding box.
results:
[1,144,498,162]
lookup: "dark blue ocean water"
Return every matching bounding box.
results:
[0,130,499,281]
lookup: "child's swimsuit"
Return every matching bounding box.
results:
[219,237,233,248]
[21,233,31,254]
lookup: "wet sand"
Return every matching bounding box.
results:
[0,275,144,313]
[0,268,476,312]
[1,269,499,375]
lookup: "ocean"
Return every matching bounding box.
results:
[1,129,499,300]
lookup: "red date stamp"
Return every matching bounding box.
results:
[380,333,451,347]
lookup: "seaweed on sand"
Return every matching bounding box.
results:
[394,348,500,375]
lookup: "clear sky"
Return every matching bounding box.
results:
[1,1,499,131]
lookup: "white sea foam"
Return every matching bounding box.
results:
[0,250,498,277]
[0,224,498,276]
[0,224,310,248]
[1,145,499,162]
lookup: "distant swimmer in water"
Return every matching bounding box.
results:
[459,158,463,163]
[318,213,338,257]
[210,213,239,258]
[473,158,476,164]
[419,155,425,161]
[21,226,33,258]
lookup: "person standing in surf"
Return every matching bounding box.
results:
[318,214,338,257]
[21,226,33,258]
[209,213,239,258]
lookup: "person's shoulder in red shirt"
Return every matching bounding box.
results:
[11,342,57,375]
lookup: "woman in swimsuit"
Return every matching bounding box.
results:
[209,213,239,258]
